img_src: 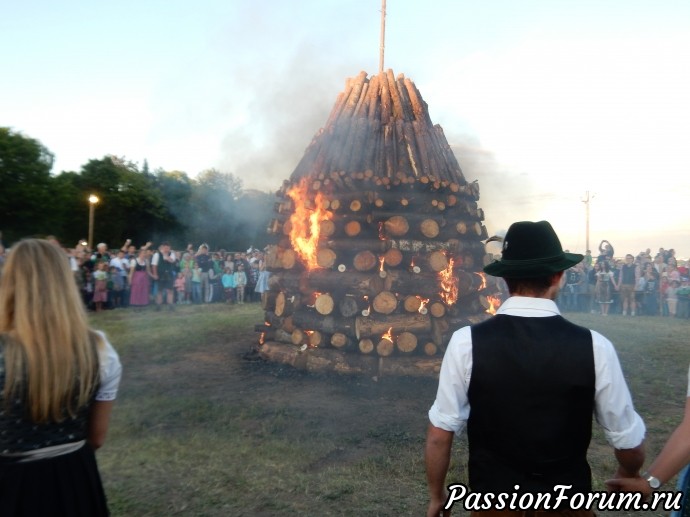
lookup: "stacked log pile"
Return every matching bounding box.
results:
[256,70,500,378]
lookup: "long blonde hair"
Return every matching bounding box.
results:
[0,239,101,423]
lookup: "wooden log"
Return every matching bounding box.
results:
[372,291,398,315]
[316,248,337,269]
[383,248,403,267]
[292,309,357,335]
[319,220,336,238]
[383,269,489,299]
[281,249,298,270]
[314,293,335,316]
[291,329,307,346]
[377,356,442,377]
[359,338,375,354]
[331,332,354,350]
[305,269,386,296]
[376,338,395,357]
[429,302,446,318]
[338,295,361,318]
[419,218,440,239]
[383,215,409,237]
[344,220,361,237]
[403,295,423,313]
[353,250,378,272]
[396,332,418,354]
[423,342,438,356]
[282,315,296,333]
[259,341,378,375]
[355,313,432,339]
[308,330,325,347]
[275,291,301,317]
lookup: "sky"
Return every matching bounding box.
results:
[2,0,689,257]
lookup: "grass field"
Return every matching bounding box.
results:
[90,303,689,516]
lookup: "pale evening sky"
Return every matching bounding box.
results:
[2,0,689,257]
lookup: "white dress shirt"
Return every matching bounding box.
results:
[428,296,646,450]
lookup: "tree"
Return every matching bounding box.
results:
[0,128,55,244]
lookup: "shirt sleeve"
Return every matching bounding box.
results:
[592,330,646,449]
[687,365,690,397]
[428,326,473,434]
[95,331,123,402]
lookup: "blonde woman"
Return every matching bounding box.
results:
[0,239,122,516]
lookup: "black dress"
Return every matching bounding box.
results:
[0,343,109,516]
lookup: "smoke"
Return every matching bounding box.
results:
[447,136,543,240]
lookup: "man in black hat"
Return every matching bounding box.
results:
[425,221,646,516]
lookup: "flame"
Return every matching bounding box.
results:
[439,256,459,306]
[259,332,265,345]
[417,297,430,313]
[264,320,272,327]
[486,295,501,315]
[287,178,332,270]
[379,256,385,272]
[378,222,385,240]
[382,327,393,342]
[476,272,488,290]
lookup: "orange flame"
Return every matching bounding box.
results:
[476,272,488,290]
[439,257,459,306]
[379,256,385,272]
[486,295,501,315]
[378,222,385,240]
[259,332,265,345]
[382,327,393,342]
[417,296,430,313]
[287,178,332,270]
[264,320,272,327]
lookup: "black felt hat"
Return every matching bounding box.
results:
[483,221,583,278]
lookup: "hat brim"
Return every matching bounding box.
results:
[483,252,584,278]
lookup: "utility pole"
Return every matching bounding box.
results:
[379,0,386,74]
[581,191,594,252]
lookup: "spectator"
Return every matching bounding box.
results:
[222,266,236,303]
[151,242,177,312]
[255,261,271,307]
[92,261,108,312]
[596,260,617,316]
[174,271,186,305]
[109,250,129,308]
[191,265,202,304]
[195,245,212,303]
[667,280,681,317]
[597,239,614,264]
[109,265,125,308]
[234,264,247,304]
[641,262,660,315]
[618,254,640,316]
[128,249,151,309]
[0,238,122,516]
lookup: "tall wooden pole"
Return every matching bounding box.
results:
[379,0,386,74]
[582,191,592,252]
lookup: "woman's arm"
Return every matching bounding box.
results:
[87,400,115,450]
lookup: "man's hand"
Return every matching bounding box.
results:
[605,476,652,499]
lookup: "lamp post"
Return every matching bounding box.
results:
[88,194,100,250]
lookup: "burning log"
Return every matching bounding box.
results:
[355,313,432,339]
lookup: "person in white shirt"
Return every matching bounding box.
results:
[425,221,646,516]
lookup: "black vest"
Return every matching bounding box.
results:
[467,314,595,496]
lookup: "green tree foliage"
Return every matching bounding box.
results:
[0,128,55,244]
[0,128,277,251]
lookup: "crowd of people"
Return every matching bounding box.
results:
[555,241,690,318]
[0,239,272,312]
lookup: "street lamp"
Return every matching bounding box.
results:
[88,194,100,250]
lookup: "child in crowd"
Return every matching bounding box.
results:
[222,266,236,304]
[191,266,202,304]
[92,261,108,312]
[182,264,193,304]
[666,279,680,317]
[109,265,125,308]
[234,264,247,304]
[174,271,186,304]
